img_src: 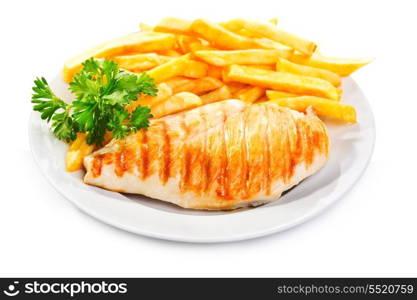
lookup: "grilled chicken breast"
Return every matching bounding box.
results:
[84,100,329,210]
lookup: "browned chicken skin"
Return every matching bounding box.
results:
[84,100,329,210]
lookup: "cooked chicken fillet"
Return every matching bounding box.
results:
[84,100,329,210]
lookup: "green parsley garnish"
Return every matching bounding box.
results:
[31,58,157,146]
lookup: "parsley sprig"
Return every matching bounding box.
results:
[32,58,157,146]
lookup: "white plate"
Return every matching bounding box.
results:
[29,75,375,243]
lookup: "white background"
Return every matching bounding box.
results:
[1,0,416,277]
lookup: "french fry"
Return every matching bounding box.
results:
[200,86,232,104]
[180,60,208,78]
[235,86,265,103]
[165,77,223,94]
[191,19,256,50]
[194,49,289,67]
[243,64,275,71]
[151,92,202,118]
[147,54,190,83]
[223,65,340,100]
[66,133,95,172]
[177,35,201,53]
[227,82,248,94]
[236,19,317,55]
[266,90,297,100]
[253,38,294,58]
[112,53,171,71]
[269,96,357,123]
[63,32,176,82]
[127,83,173,112]
[186,77,224,95]
[154,17,193,35]
[207,65,223,79]
[157,49,182,57]
[276,58,341,87]
[164,76,194,92]
[291,53,372,76]
[218,19,244,32]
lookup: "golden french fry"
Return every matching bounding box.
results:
[207,65,223,79]
[223,64,340,100]
[291,53,372,76]
[63,32,176,82]
[112,53,171,71]
[235,86,265,103]
[200,86,232,104]
[269,96,356,123]
[127,83,173,112]
[277,58,341,87]
[157,49,182,57]
[66,133,95,172]
[253,38,294,58]
[164,77,223,94]
[177,35,201,53]
[218,19,244,32]
[191,19,256,50]
[236,19,317,55]
[227,82,248,94]
[186,77,225,95]
[180,60,208,78]
[151,92,202,118]
[194,49,288,67]
[164,76,194,92]
[147,54,190,83]
[266,90,297,100]
[154,17,193,35]
[243,64,275,71]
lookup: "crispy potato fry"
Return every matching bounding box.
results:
[185,77,224,95]
[253,38,293,58]
[66,133,95,172]
[165,77,223,94]
[127,83,173,113]
[177,35,200,53]
[277,58,341,87]
[112,53,171,71]
[223,65,340,100]
[164,76,194,92]
[151,92,202,118]
[157,49,182,57]
[154,17,193,35]
[235,86,265,103]
[201,86,232,104]
[207,65,223,79]
[227,82,248,94]
[63,32,176,82]
[194,49,289,67]
[147,54,190,82]
[291,53,372,76]
[269,96,356,123]
[266,90,297,99]
[244,64,275,71]
[236,19,317,55]
[180,60,208,78]
[218,19,244,32]
[191,19,256,50]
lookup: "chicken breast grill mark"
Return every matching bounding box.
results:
[83,100,329,210]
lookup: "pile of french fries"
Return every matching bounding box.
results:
[63,17,371,172]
